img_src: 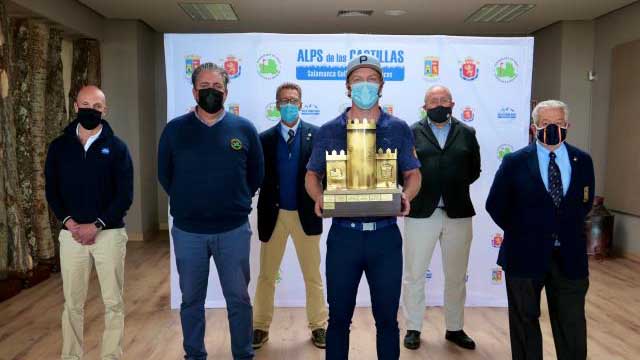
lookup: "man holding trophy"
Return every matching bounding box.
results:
[305,55,422,360]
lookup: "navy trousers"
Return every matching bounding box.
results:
[172,222,254,360]
[325,223,403,360]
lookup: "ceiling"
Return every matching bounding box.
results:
[73,0,637,35]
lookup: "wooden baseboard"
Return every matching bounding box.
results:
[159,222,169,230]
[127,230,158,242]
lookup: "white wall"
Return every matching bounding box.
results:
[534,5,640,255]
[591,2,640,255]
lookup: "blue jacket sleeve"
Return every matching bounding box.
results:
[44,141,68,222]
[99,142,134,226]
[157,125,173,195]
[247,124,264,195]
[486,154,513,230]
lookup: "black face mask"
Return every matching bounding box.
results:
[77,108,102,130]
[536,123,568,146]
[427,105,452,124]
[197,88,224,114]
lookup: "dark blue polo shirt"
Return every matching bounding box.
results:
[306,107,420,222]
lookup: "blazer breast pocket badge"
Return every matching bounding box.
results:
[583,186,589,203]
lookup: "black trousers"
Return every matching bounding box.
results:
[505,252,589,360]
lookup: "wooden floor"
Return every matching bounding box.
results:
[1,232,639,360]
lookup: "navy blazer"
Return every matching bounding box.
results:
[485,142,595,279]
[257,121,322,242]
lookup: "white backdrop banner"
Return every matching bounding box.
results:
[164,33,533,309]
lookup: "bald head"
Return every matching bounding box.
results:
[75,85,107,116]
[424,85,453,109]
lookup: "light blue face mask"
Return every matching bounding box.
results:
[280,104,300,124]
[351,81,380,110]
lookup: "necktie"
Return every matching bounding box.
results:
[548,152,563,208]
[287,129,295,154]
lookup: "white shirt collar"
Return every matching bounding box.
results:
[76,124,103,152]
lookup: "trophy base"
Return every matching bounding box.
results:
[322,188,402,218]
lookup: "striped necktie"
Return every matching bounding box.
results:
[287,129,295,153]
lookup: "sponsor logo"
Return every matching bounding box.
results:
[460,57,480,81]
[227,103,240,116]
[495,57,518,82]
[497,107,517,120]
[100,147,110,155]
[222,55,241,79]
[461,106,475,122]
[257,53,281,79]
[425,269,433,279]
[185,54,201,78]
[265,102,281,121]
[497,144,513,160]
[301,103,321,121]
[492,267,504,284]
[419,107,427,120]
[424,56,440,80]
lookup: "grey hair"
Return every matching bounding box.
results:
[191,62,229,89]
[424,85,453,102]
[531,100,569,124]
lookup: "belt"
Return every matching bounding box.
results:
[332,218,397,232]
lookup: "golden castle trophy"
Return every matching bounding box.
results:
[323,118,402,217]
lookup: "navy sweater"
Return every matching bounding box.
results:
[158,111,264,234]
[45,119,134,229]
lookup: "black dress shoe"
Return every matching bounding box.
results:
[403,330,421,350]
[252,329,269,349]
[445,330,476,350]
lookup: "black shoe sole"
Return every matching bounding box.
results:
[311,340,326,349]
[252,336,269,349]
[445,337,475,350]
[403,342,420,350]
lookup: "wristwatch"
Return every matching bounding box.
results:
[94,220,104,230]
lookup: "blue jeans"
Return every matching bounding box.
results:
[172,222,254,360]
[325,224,403,360]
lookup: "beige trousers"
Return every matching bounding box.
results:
[59,228,128,360]
[253,210,328,331]
[402,209,473,332]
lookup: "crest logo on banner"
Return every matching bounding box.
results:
[497,107,517,121]
[257,53,281,79]
[492,267,504,284]
[185,54,201,78]
[383,104,394,115]
[460,57,480,81]
[265,102,281,121]
[301,103,321,121]
[227,103,240,116]
[461,106,475,122]
[492,233,504,248]
[497,144,513,161]
[495,57,518,82]
[222,55,241,79]
[424,56,440,80]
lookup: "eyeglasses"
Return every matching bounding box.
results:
[277,98,301,106]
